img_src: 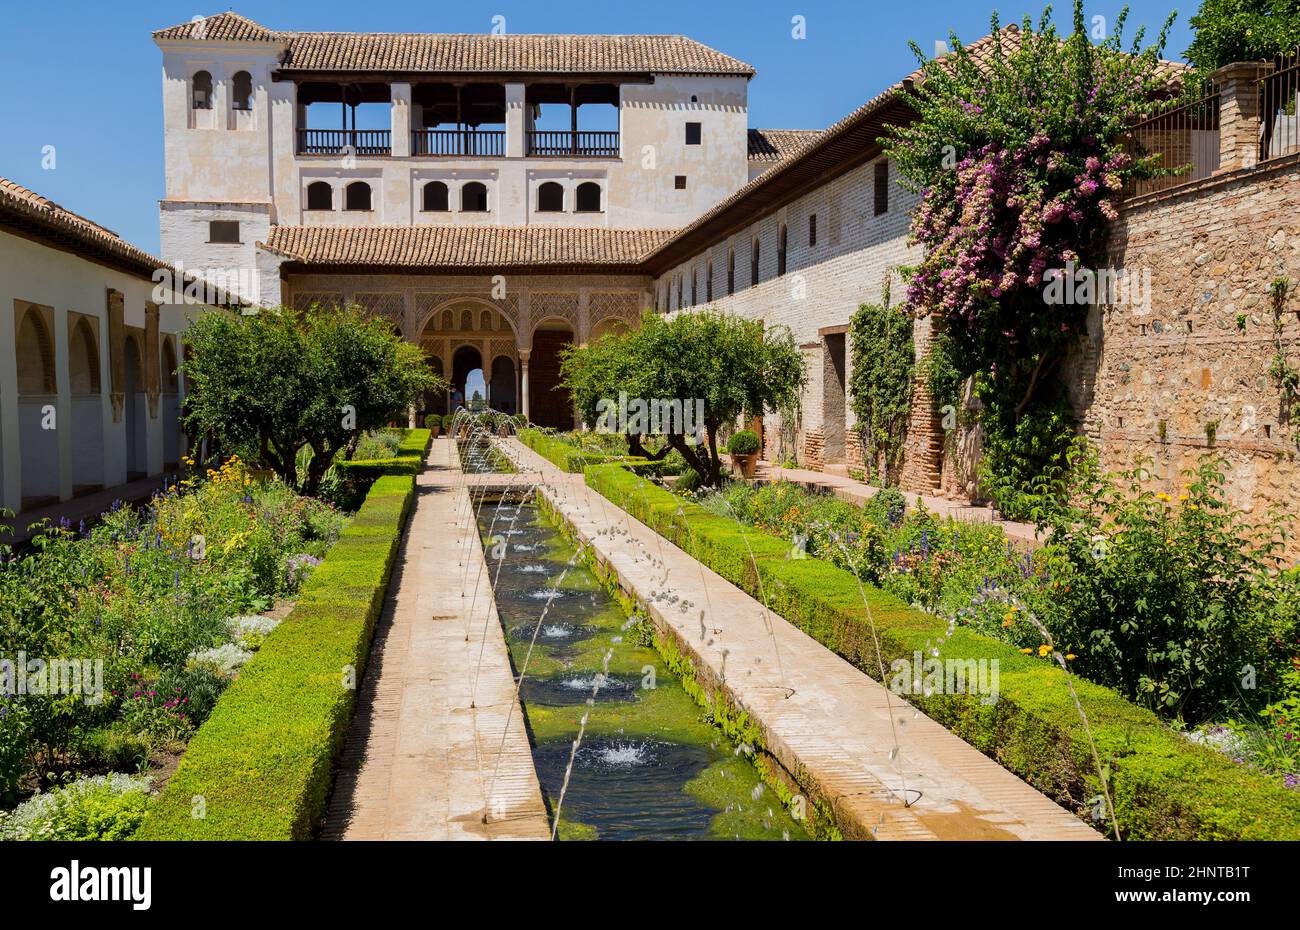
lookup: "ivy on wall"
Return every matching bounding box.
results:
[848,281,915,485]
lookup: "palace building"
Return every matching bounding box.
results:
[141,11,1300,523]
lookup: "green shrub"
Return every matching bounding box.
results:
[726,430,760,456]
[517,428,643,473]
[0,774,152,841]
[585,463,1300,840]
[442,414,455,429]
[133,475,415,840]
[329,428,429,510]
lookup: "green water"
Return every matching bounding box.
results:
[478,495,806,841]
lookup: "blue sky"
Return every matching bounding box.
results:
[0,0,1195,255]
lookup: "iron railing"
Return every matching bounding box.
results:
[1260,49,1300,163]
[1125,84,1221,196]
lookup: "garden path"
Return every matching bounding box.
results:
[322,437,550,840]
[753,462,1043,548]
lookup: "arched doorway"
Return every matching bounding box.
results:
[422,355,446,419]
[529,319,575,430]
[16,306,59,507]
[451,345,483,413]
[69,316,104,493]
[490,356,516,414]
[123,335,146,479]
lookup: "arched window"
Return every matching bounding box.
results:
[706,258,713,303]
[778,223,788,277]
[232,71,253,111]
[344,182,372,211]
[423,181,449,212]
[162,338,179,393]
[575,182,602,213]
[16,308,55,395]
[727,249,735,295]
[192,71,213,110]
[462,182,488,212]
[68,318,100,395]
[306,181,333,210]
[537,182,564,213]
[751,238,761,288]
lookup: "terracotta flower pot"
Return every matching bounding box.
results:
[734,453,758,478]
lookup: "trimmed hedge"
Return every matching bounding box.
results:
[586,463,1300,840]
[517,428,645,473]
[334,428,431,483]
[133,475,416,840]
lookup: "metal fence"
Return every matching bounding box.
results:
[1126,83,1221,197]
[1260,49,1300,163]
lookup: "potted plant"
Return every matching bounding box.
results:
[443,413,457,437]
[424,413,441,438]
[726,429,761,478]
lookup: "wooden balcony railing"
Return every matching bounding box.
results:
[297,128,392,156]
[526,130,619,158]
[411,129,506,157]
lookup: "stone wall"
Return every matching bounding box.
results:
[1071,152,1300,528]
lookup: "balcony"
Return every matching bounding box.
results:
[412,129,506,157]
[297,128,392,157]
[526,130,620,158]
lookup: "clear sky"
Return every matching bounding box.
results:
[0,0,1195,256]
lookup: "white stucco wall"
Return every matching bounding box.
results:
[0,229,214,513]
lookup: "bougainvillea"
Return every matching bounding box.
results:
[883,1,1177,515]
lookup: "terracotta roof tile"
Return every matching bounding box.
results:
[154,13,754,76]
[263,224,676,269]
[153,12,279,43]
[747,128,822,163]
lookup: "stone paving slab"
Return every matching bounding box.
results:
[496,437,1100,841]
[322,437,550,841]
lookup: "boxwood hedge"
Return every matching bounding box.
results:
[133,474,416,840]
[585,463,1300,840]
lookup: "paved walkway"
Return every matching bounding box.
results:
[322,437,550,840]
[499,438,1099,841]
[753,462,1044,548]
[1,473,176,547]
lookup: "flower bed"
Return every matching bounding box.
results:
[133,474,415,840]
[0,458,345,836]
[585,463,1300,840]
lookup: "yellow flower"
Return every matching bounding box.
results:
[1020,648,1033,654]
[1065,654,1077,661]
[1037,644,1051,657]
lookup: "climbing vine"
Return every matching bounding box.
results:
[882,0,1176,515]
[1266,276,1300,445]
[848,280,915,485]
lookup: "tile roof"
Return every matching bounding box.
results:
[747,128,823,163]
[1,177,168,277]
[263,224,677,270]
[0,177,249,303]
[154,13,755,76]
[153,12,279,43]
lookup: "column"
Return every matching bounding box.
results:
[519,348,531,421]
[53,308,73,501]
[505,83,527,158]
[144,303,164,476]
[390,82,412,158]
[103,289,127,488]
[1213,61,1270,172]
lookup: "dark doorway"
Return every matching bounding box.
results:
[822,332,847,464]
[529,328,575,430]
